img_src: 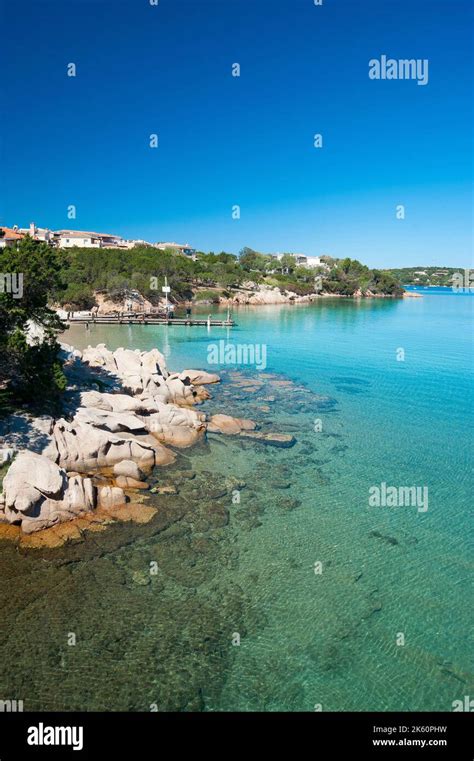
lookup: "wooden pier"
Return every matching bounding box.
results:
[67,314,235,327]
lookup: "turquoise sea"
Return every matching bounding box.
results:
[1,289,472,711]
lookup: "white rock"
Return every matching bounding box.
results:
[47,419,155,472]
[6,483,43,514]
[3,452,66,511]
[165,377,196,405]
[74,407,146,434]
[98,486,126,509]
[62,475,95,514]
[113,460,143,480]
[31,416,55,436]
[179,369,221,385]
[207,414,256,435]
[80,390,114,411]
[81,391,162,415]
[81,346,175,399]
[0,448,15,464]
[113,349,145,394]
[20,475,96,533]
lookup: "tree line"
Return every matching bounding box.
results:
[56,244,403,308]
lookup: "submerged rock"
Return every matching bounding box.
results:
[239,431,296,448]
[369,530,399,546]
[278,498,301,511]
[207,414,256,435]
[115,476,149,490]
[150,484,179,495]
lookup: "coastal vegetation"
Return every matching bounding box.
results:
[384,266,462,287]
[0,236,66,411]
[51,242,404,309]
[323,258,403,297]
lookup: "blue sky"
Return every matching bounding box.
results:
[1,0,472,266]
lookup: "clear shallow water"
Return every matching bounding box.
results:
[1,293,471,712]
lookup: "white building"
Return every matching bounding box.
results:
[125,239,152,248]
[57,231,102,248]
[292,255,330,269]
[155,242,196,259]
[273,253,328,270]
[2,222,135,249]
[18,222,55,244]
[96,232,128,248]
[56,230,129,248]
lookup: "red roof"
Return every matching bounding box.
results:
[0,227,24,240]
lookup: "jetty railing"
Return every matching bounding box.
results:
[65,312,235,327]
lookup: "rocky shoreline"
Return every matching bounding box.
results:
[217,283,407,306]
[0,343,346,710]
[72,282,411,317]
[0,343,295,547]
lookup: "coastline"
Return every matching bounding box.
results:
[79,288,408,317]
[0,342,295,548]
[216,287,406,306]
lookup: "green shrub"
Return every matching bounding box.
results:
[194,289,222,302]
